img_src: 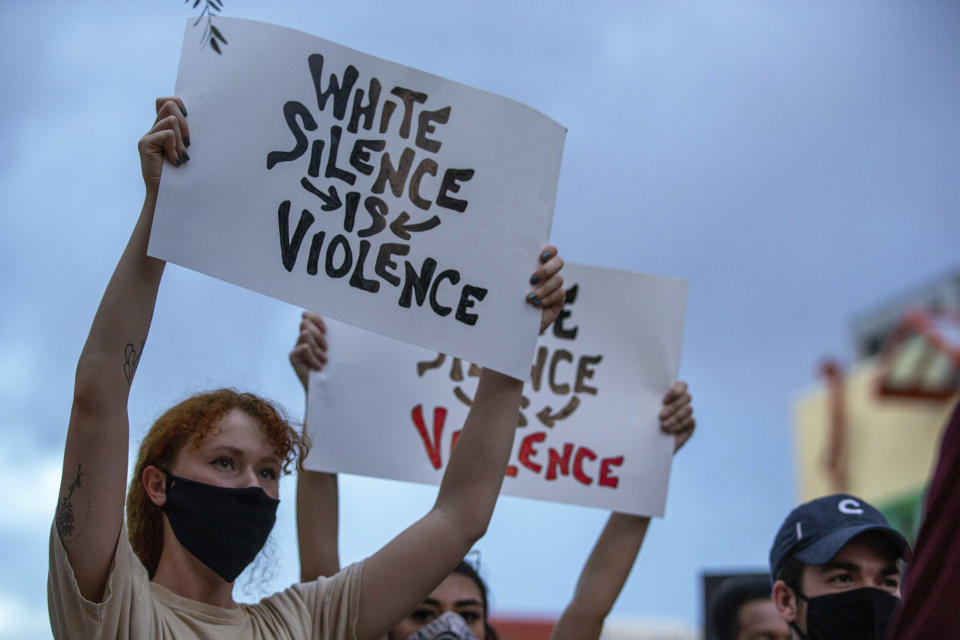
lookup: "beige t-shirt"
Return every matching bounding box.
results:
[48,522,363,640]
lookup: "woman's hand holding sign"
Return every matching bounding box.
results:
[552,383,696,640]
[290,311,328,391]
[528,245,565,335]
[139,97,191,193]
[660,381,695,452]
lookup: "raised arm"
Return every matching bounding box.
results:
[56,98,189,602]
[353,248,564,640]
[551,382,695,640]
[289,312,341,581]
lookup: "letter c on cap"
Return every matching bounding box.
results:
[838,498,864,515]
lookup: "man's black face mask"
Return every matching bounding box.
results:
[793,587,899,640]
[161,471,278,583]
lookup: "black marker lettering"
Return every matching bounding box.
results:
[266,101,317,169]
[553,285,579,339]
[308,54,359,119]
[307,139,324,178]
[455,285,487,326]
[347,77,382,133]
[549,349,573,395]
[399,258,438,308]
[437,168,475,213]
[343,191,361,233]
[429,269,460,317]
[372,147,416,198]
[379,100,397,134]
[409,158,438,210]
[358,196,388,238]
[325,125,357,185]
[415,106,450,153]
[325,234,352,278]
[575,355,603,395]
[349,139,386,176]
[390,87,428,139]
[306,230,326,275]
[349,240,379,292]
[278,201,315,272]
[375,242,410,286]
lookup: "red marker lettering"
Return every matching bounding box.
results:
[573,446,597,485]
[518,431,547,473]
[411,404,447,470]
[546,443,575,481]
[598,455,624,488]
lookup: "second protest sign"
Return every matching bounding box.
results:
[306,263,688,516]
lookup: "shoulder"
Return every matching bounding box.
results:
[249,561,365,638]
[48,520,151,638]
[267,560,364,609]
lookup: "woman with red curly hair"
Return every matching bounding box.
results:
[48,97,566,640]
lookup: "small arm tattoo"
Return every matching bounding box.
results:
[55,464,87,542]
[123,339,145,386]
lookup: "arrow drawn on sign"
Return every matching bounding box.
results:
[454,387,472,407]
[536,396,581,428]
[390,211,441,240]
[300,177,342,211]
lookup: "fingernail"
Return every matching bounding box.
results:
[175,156,182,166]
[180,106,188,117]
[182,151,190,162]
[541,251,552,261]
[533,299,542,307]
[527,293,537,301]
[530,275,540,285]
[183,136,191,147]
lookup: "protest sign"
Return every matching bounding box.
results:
[149,18,565,380]
[305,263,688,516]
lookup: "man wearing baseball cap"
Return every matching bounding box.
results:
[768,493,910,640]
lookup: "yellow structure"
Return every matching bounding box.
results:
[794,357,957,541]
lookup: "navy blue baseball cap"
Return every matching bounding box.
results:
[769,494,910,581]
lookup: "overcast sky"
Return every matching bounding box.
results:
[2,1,959,638]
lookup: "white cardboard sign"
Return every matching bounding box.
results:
[149,18,565,380]
[306,263,688,516]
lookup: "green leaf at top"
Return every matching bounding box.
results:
[210,37,222,54]
[210,24,228,44]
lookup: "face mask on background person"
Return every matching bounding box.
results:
[406,611,480,640]
[792,587,899,640]
[161,471,279,582]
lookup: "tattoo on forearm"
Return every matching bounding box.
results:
[56,464,88,542]
[123,339,145,386]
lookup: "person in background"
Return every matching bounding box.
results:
[290,313,696,640]
[886,398,960,639]
[768,493,909,640]
[709,575,790,640]
[548,382,693,640]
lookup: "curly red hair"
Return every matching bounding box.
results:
[125,389,307,576]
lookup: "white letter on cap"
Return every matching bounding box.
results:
[839,498,864,515]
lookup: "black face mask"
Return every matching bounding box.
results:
[793,587,899,640]
[161,471,279,583]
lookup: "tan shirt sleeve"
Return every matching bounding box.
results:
[47,521,151,640]
[252,561,364,640]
